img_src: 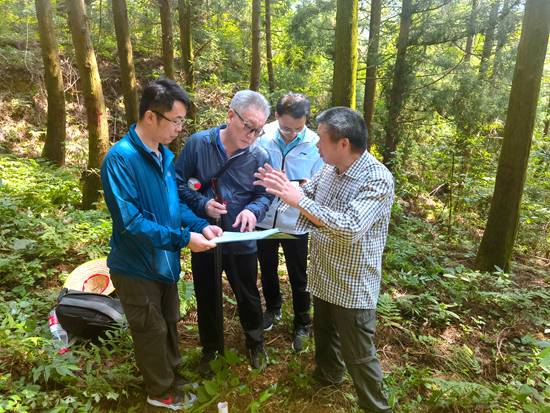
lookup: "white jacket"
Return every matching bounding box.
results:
[256,121,324,234]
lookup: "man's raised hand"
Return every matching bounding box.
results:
[254,163,303,208]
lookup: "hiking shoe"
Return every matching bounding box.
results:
[262,308,281,331]
[292,325,310,352]
[249,345,267,372]
[147,384,197,410]
[198,350,218,375]
[173,372,199,390]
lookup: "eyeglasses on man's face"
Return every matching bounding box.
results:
[278,122,306,136]
[152,110,186,128]
[234,110,265,137]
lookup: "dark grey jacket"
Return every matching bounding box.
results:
[175,125,274,254]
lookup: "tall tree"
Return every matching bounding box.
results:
[66,0,110,209]
[475,0,550,273]
[363,0,381,151]
[265,0,275,93]
[382,0,412,166]
[178,0,196,123]
[479,0,500,79]
[544,95,550,136]
[159,0,175,81]
[35,0,66,166]
[250,0,261,91]
[332,0,358,108]
[112,0,139,127]
[464,0,478,62]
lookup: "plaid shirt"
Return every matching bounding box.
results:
[288,150,394,309]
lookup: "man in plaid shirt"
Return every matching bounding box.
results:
[254,107,394,412]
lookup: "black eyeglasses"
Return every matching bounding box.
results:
[152,110,186,128]
[234,110,265,137]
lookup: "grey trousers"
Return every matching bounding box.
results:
[313,296,392,413]
[110,272,182,396]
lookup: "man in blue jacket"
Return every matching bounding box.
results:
[175,90,274,374]
[256,93,323,351]
[101,78,222,411]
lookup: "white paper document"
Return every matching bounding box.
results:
[211,229,296,244]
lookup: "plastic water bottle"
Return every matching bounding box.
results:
[48,309,70,352]
[188,177,201,191]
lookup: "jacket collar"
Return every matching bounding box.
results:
[127,124,175,170]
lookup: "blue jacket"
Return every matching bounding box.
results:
[256,121,324,234]
[175,125,274,255]
[101,125,209,284]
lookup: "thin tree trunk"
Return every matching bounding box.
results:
[544,95,550,136]
[332,0,358,108]
[66,0,110,209]
[159,0,175,81]
[492,0,510,80]
[35,0,66,166]
[112,0,139,128]
[475,0,550,273]
[383,0,412,167]
[364,0,381,152]
[265,0,275,94]
[464,0,478,62]
[95,0,102,55]
[479,0,500,79]
[178,0,195,123]
[250,0,261,91]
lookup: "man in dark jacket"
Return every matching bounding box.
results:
[175,90,274,374]
[101,78,222,411]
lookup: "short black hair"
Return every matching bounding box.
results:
[316,107,368,153]
[276,92,311,119]
[138,77,191,120]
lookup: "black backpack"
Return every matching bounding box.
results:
[56,288,127,340]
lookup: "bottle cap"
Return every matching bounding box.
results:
[193,182,201,189]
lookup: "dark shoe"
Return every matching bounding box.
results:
[249,345,267,372]
[292,325,310,352]
[311,369,343,386]
[198,350,218,375]
[173,372,199,390]
[263,308,282,331]
[147,384,197,410]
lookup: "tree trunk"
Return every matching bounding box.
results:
[475,0,550,273]
[35,0,66,166]
[250,0,261,91]
[492,0,511,80]
[66,0,110,209]
[382,0,413,167]
[363,0,381,152]
[112,0,139,128]
[544,95,550,136]
[332,0,358,108]
[159,0,175,81]
[479,0,500,79]
[464,0,478,62]
[178,0,195,124]
[265,0,275,94]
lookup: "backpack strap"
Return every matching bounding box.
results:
[198,156,238,194]
[60,297,124,323]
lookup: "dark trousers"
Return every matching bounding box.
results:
[191,251,264,351]
[110,272,181,397]
[257,233,310,328]
[313,296,392,413]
